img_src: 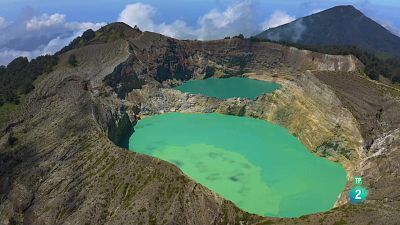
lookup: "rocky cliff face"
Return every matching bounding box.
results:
[1,23,399,225]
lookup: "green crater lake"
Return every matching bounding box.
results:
[175,77,280,99]
[128,113,347,218]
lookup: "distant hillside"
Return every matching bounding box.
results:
[256,5,400,58]
[253,41,400,83]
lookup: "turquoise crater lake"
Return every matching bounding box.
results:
[128,113,347,218]
[175,77,280,99]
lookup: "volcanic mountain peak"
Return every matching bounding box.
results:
[57,22,142,54]
[321,5,362,14]
[256,5,400,57]
[96,22,142,37]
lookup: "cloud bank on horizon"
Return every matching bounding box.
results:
[118,1,267,40]
[0,11,105,66]
[0,1,296,65]
[0,0,399,65]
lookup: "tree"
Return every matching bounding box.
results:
[249,37,261,42]
[233,34,245,39]
[82,29,96,42]
[0,55,58,106]
[68,54,78,67]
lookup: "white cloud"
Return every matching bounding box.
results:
[377,20,400,37]
[196,0,256,40]
[0,17,6,28]
[118,3,156,32]
[0,30,86,65]
[118,1,258,40]
[260,10,295,30]
[157,20,195,39]
[40,31,82,54]
[26,13,66,30]
[0,13,106,65]
[65,22,106,31]
[24,12,105,33]
[0,49,40,66]
[199,2,251,29]
[311,9,323,14]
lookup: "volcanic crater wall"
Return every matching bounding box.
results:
[1,24,399,225]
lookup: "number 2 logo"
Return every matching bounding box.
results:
[349,186,367,203]
[355,189,362,200]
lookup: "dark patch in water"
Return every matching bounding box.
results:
[206,173,220,181]
[145,145,157,151]
[241,163,251,169]
[208,152,220,158]
[229,176,240,182]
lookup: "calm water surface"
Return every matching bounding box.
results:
[128,113,346,218]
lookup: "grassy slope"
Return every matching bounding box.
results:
[0,95,26,127]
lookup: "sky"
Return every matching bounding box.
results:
[0,0,399,65]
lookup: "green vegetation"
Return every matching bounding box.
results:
[81,28,96,42]
[58,23,141,55]
[0,55,58,106]
[204,66,216,78]
[251,37,400,83]
[57,29,96,55]
[0,54,57,126]
[233,34,245,39]
[0,95,26,126]
[68,54,78,67]
[281,43,400,83]
[259,220,275,225]
[316,140,352,160]
[332,219,348,225]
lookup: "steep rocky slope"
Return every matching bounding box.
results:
[1,23,399,225]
